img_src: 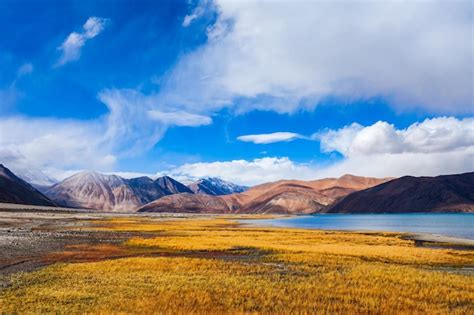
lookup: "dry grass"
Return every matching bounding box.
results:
[1,217,473,314]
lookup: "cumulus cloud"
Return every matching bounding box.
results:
[314,117,474,179]
[316,148,474,180]
[160,0,473,114]
[237,132,304,144]
[56,17,109,66]
[317,117,474,156]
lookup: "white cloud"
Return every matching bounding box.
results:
[182,0,210,27]
[316,148,474,180]
[237,132,303,144]
[0,117,114,175]
[162,157,316,186]
[313,117,474,179]
[0,88,213,182]
[161,117,474,186]
[148,110,212,126]
[317,117,474,156]
[160,0,473,114]
[56,17,109,66]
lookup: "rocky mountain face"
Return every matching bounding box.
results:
[138,175,390,214]
[188,177,247,195]
[45,171,137,211]
[325,172,474,213]
[45,172,193,211]
[155,176,193,194]
[0,164,56,206]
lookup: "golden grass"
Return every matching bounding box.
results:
[1,217,473,314]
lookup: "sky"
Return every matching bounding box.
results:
[0,0,473,186]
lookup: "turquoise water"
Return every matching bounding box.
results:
[244,214,474,239]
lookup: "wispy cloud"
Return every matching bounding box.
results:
[0,87,215,181]
[148,110,212,126]
[56,17,109,67]
[237,132,304,144]
[17,63,33,77]
[182,0,210,27]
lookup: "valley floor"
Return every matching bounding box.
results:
[0,208,473,314]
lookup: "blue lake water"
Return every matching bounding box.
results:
[243,214,474,239]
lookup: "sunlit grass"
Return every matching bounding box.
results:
[1,217,473,314]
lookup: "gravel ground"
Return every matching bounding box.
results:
[0,207,208,288]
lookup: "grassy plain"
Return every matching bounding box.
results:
[1,216,473,314]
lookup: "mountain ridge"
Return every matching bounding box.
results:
[139,175,391,214]
[325,172,474,213]
[0,164,57,207]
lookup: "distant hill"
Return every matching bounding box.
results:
[325,172,474,213]
[139,175,390,214]
[0,164,56,207]
[188,177,247,195]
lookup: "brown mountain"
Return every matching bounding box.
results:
[45,172,192,211]
[45,171,140,211]
[138,175,390,214]
[325,172,474,213]
[0,164,56,207]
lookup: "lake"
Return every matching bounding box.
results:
[243,213,474,240]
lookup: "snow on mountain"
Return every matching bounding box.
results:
[188,177,248,196]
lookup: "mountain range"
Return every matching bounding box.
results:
[0,164,473,214]
[138,175,390,214]
[43,172,243,211]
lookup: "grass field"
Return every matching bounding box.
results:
[1,216,473,314]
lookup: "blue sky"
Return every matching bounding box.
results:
[0,0,472,186]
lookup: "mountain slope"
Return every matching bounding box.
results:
[45,171,140,211]
[139,175,390,214]
[0,164,56,206]
[325,172,474,213]
[188,177,247,195]
[125,177,170,204]
[138,193,232,213]
[155,176,193,194]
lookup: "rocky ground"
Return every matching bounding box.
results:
[0,205,206,288]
